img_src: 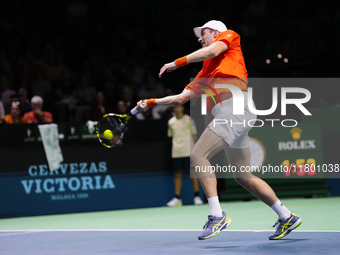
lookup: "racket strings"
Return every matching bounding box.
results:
[107,116,124,135]
[96,113,132,148]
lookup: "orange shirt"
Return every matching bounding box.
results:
[4,114,27,124]
[23,111,53,123]
[185,30,248,113]
[186,30,248,96]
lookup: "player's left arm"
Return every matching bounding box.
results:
[159,41,228,77]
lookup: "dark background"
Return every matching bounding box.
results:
[0,0,339,122]
[1,0,340,172]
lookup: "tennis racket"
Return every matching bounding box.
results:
[96,107,138,148]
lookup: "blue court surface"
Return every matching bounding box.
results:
[1,198,340,254]
[1,230,340,255]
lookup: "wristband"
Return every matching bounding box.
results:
[146,98,157,107]
[175,56,189,68]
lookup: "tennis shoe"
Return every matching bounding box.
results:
[194,196,203,205]
[269,212,302,240]
[166,197,182,207]
[198,211,231,240]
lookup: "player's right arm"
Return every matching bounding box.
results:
[136,88,195,112]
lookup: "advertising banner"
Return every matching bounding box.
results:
[190,78,339,179]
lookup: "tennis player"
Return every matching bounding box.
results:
[136,20,301,240]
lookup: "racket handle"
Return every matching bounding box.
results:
[129,107,138,116]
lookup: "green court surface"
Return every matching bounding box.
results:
[1,197,339,231]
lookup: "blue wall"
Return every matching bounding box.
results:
[326,179,340,196]
[0,170,204,218]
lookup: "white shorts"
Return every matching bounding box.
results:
[208,91,257,149]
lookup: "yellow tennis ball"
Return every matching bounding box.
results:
[103,129,113,140]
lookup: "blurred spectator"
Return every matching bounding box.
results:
[132,66,146,85]
[136,109,153,120]
[90,91,112,121]
[152,87,175,119]
[4,102,27,124]
[23,96,53,124]
[74,75,96,121]
[77,75,96,105]
[0,0,337,125]
[110,60,124,83]
[54,68,77,121]
[30,73,52,106]
[67,0,89,29]
[55,68,77,104]
[80,60,94,79]
[18,52,42,87]
[116,100,128,114]
[68,0,88,17]
[42,48,64,81]
[137,73,165,100]
[121,86,136,111]
[102,80,119,109]
[18,87,32,115]
[246,0,267,19]
[69,42,89,74]
[161,107,176,121]
[0,75,16,114]
[120,69,139,91]
[0,101,5,124]
[0,50,13,74]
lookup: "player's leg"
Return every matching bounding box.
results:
[191,127,232,240]
[191,128,227,204]
[225,147,302,240]
[225,147,278,205]
[191,128,227,200]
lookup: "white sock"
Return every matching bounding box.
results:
[271,199,291,220]
[208,196,223,217]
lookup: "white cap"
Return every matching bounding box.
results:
[193,20,227,38]
[31,95,43,104]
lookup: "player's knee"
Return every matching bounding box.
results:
[190,151,198,164]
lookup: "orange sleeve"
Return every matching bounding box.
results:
[215,30,240,49]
